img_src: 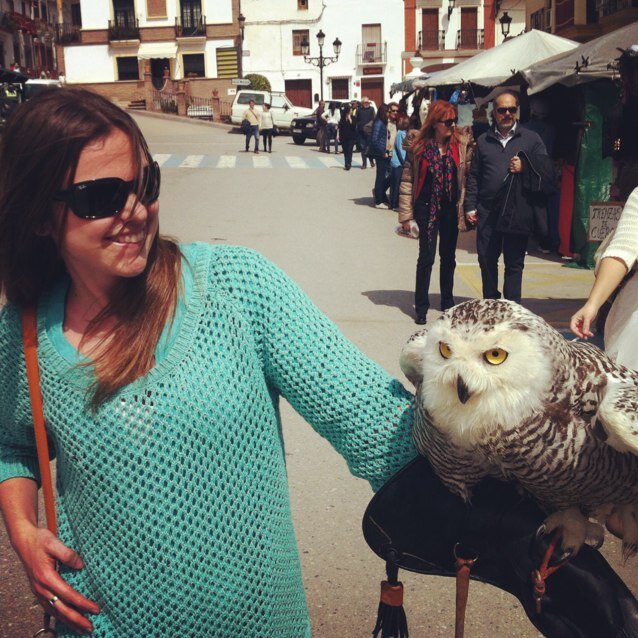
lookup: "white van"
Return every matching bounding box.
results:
[230,90,314,131]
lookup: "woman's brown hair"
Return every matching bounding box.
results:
[0,87,181,408]
[411,100,458,158]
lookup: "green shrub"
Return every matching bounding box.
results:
[243,74,271,92]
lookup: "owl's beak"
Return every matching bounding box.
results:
[456,376,471,404]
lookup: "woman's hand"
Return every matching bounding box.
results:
[13,524,100,634]
[569,302,599,339]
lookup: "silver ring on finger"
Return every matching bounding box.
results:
[48,595,59,606]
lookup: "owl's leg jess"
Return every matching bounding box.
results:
[543,507,605,557]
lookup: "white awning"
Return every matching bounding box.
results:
[137,42,178,59]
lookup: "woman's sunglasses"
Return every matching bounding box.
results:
[439,118,458,127]
[496,107,518,115]
[53,161,161,220]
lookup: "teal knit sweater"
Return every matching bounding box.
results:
[0,243,416,637]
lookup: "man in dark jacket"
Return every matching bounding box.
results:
[465,90,547,304]
[355,96,376,169]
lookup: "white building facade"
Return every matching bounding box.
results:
[63,0,239,88]
[240,0,405,108]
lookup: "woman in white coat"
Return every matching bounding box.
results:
[570,186,638,369]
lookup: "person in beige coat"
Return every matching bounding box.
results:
[396,101,474,324]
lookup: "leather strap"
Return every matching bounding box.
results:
[454,543,477,638]
[21,306,57,536]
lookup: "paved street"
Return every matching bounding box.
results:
[2,113,636,638]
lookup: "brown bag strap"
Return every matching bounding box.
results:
[21,306,57,536]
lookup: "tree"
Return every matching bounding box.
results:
[244,74,271,92]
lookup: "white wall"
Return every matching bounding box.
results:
[241,0,404,102]
[79,0,110,30]
[64,44,118,82]
[203,0,232,24]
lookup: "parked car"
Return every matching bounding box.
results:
[291,99,377,145]
[230,90,314,131]
[22,79,62,101]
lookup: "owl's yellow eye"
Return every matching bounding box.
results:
[439,342,453,359]
[483,348,508,365]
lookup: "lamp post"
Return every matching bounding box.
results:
[300,29,341,101]
[237,12,246,79]
[499,11,512,40]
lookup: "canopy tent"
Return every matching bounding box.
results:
[395,30,578,93]
[390,74,430,95]
[521,22,638,95]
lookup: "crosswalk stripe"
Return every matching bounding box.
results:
[317,156,342,168]
[285,156,307,169]
[216,155,237,168]
[253,156,271,168]
[153,154,171,167]
[179,155,205,168]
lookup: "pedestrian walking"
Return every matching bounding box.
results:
[338,103,357,170]
[0,87,418,638]
[389,114,409,209]
[368,104,391,209]
[396,100,474,325]
[355,96,376,169]
[315,100,327,152]
[242,98,261,153]
[570,185,638,370]
[322,101,341,154]
[260,102,274,153]
[465,90,548,304]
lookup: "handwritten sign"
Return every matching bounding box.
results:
[588,201,624,242]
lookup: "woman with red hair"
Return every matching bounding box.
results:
[397,100,474,325]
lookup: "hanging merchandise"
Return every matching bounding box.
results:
[569,82,617,269]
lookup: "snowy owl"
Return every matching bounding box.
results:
[401,299,638,558]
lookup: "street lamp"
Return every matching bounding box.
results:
[499,11,512,39]
[237,12,246,79]
[447,0,456,18]
[301,29,341,101]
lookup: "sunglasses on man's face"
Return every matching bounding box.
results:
[54,161,161,220]
[439,118,458,127]
[496,106,518,115]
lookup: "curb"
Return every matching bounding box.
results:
[126,108,236,132]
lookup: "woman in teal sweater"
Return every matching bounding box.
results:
[0,89,417,636]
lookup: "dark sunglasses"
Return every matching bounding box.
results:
[496,106,518,115]
[54,161,161,220]
[439,118,458,127]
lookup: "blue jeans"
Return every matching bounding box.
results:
[373,156,390,205]
[390,165,403,209]
[245,125,259,151]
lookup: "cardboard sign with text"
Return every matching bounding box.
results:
[588,201,625,242]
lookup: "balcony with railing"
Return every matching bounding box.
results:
[598,0,638,16]
[530,7,551,31]
[55,22,81,44]
[175,14,206,38]
[356,42,387,65]
[456,28,484,49]
[418,29,445,51]
[108,11,139,41]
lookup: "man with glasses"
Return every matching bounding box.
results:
[465,90,547,305]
